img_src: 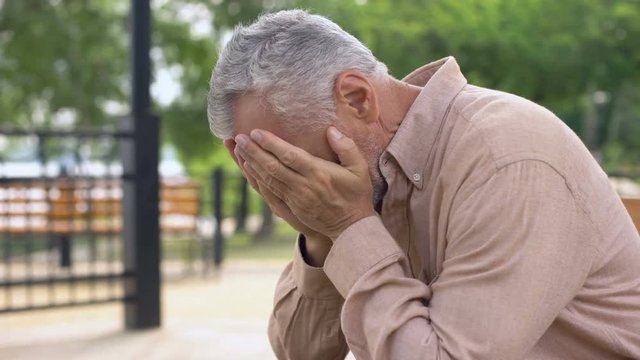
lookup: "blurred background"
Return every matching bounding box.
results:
[0,0,639,359]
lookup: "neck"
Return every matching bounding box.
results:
[377,77,422,146]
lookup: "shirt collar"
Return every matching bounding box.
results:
[384,56,467,189]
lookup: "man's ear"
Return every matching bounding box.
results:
[334,71,378,122]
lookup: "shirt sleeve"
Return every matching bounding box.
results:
[322,160,596,360]
[268,235,349,360]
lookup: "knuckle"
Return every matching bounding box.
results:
[263,174,274,188]
[265,161,280,175]
[281,150,297,167]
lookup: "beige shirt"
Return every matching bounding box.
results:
[268,57,640,360]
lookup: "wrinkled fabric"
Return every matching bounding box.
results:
[268,57,640,360]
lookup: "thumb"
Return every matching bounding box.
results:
[327,127,367,172]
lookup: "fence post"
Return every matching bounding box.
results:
[235,178,248,233]
[56,168,73,268]
[256,199,274,239]
[212,168,224,268]
[59,236,72,268]
[122,0,161,330]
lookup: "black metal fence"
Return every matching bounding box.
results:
[0,128,134,315]
[210,167,275,267]
[0,125,271,316]
[0,0,162,328]
[0,0,275,325]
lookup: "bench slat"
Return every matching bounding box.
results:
[622,198,640,233]
[0,179,202,235]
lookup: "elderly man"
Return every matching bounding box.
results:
[207,10,640,360]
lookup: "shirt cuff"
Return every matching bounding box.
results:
[323,215,403,298]
[292,234,343,299]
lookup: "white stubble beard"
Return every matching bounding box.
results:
[361,134,388,211]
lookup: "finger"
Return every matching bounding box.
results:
[224,138,237,161]
[243,166,261,193]
[249,129,314,175]
[235,134,302,185]
[231,146,262,193]
[233,147,253,178]
[326,127,368,174]
[256,182,287,218]
[225,138,259,191]
[233,146,247,170]
[243,160,288,200]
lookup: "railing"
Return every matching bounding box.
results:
[0,126,273,316]
[0,128,135,315]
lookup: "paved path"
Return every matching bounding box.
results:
[0,261,287,360]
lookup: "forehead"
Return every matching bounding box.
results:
[232,94,336,162]
[232,93,284,138]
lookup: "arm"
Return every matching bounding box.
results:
[323,160,596,359]
[268,235,349,360]
[234,130,596,358]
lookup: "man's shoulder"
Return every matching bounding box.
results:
[448,85,584,170]
[453,85,548,119]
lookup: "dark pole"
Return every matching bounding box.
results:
[212,168,224,268]
[57,167,72,268]
[131,1,151,114]
[122,0,161,329]
[235,178,248,233]
[257,199,274,240]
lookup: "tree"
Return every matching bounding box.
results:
[1,0,639,176]
[204,0,640,173]
[0,0,128,128]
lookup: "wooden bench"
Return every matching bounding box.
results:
[623,198,640,232]
[0,178,202,268]
[0,178,201,236]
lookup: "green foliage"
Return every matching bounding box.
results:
[153,1,228,173]
[1,0,639,178]
[0,0,128,127]
[204,0,640,175]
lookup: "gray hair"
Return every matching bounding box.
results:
[207,9,388,139]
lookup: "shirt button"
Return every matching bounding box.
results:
[412,173,421,182]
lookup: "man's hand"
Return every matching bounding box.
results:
[225,138,333,266]
[224,138,324,238]
[233,127,375,241]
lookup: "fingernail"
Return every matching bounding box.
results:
[328,126,343,141]
[235,134,247,147]
[250,129,263,143]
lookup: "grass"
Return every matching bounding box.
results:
[225,222,298,261]
[2,222,299,263]
[161,221,298,263]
